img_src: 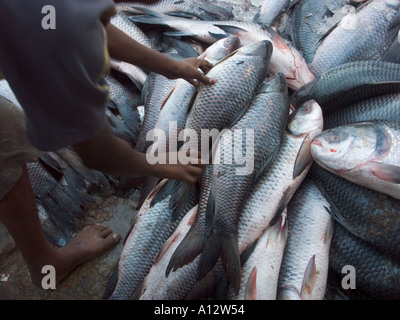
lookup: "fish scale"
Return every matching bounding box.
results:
[310,0,400,76]
[197,73,290,294]
[109,179,199,300]
[185,41,272,142]
[235,100,323,257]
[310,164,400,259]
[277,177,334,300]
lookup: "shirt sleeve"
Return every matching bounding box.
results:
[0,0,117,151]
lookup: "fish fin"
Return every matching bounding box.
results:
[293,133,313,179]
[220,234,241,295]
[240,240,258,267]
[168,38,200,58]
[244,267,257,300]
[197,232,222,281]
[205,192,216,230]
[185,272,217,300]
[164,11,199,19]
[125,73,144,91]
[150,179,192,222]
[197,2,234,21]
[166,230,207,276]
[163,31,198,38]
[367,162,400,184]
[161,87,176,110]
[300,255,318,299]
[103,263,120,300]
[213,24,248,36]
[324,212,335,244]
[208,31,229,41]
[269,186,292,227]
[129,282,144,300]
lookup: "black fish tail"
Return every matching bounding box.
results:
[166,228,207,276]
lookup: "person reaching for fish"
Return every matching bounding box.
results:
[0,0,215,288]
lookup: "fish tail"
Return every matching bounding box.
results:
[198,231,241,295]
[166,228,207,276]
[185,272,217,300]
[103,264,119,300]
[150,179,192,222]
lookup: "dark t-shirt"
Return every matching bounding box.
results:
[0,0,116,151]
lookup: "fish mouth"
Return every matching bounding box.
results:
[311,139,323,147]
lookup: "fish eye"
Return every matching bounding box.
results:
[327,133,341,143]
[302,104,311,113]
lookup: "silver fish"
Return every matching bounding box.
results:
[311,0,400,76]
[255,0,299,26]
[230,211,288,300]
[109,179,199,300]
[311,120,400,200]
[277,178,334,300]
[134,205,199,300]
[130,12,315,90]
[197,72,290,294]
[235,100,323,263]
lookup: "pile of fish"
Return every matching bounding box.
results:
[102,0,400,300]
[1,0,399,300]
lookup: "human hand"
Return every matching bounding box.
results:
[150,150,205,184]
[171,58,216,87]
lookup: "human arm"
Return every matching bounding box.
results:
[105,23,215,87]
[72,121,203,184]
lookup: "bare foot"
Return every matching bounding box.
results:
[29,224,120,287]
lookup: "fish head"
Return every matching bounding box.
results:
[201,36,241,66]
[237,40,273,60]
[310,123,379,171]
[259,72,288,95]
[287,100,323,138]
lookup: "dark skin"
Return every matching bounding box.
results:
[0,0,215,288]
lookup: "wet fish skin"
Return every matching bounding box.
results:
[290,60,400,115]
[324,93,400,130]
[130,12,315,90]
[134,205,199,300]
[310,163,400,259]
[310,0,400,76]
[197,72,290,294]
[235,100,323,260]
[277,178,334,300]
[329,223,400,300]
[231,212,288,300]
[311,120,400,200]
[254,0,295,26]
[109,179,199,300]
[110,11,158,50]
[119,0,234,21]
[288,0,341,64]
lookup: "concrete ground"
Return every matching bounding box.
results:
[0,195,137,300]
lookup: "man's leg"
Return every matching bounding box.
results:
[0,97,120,287]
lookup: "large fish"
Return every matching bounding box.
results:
[288,0,351,64]
[324,93,400,130]
[277,177,334,300]
[235,100,323,255]
[148,36,240,156]
[310,164,400,259]
[311,120,400,200]
[132,205,199,300]
[230,211,288,300]
[108,179,199,300]
[151,41,272,221]
[329,223,400,299]
[254,0,300,26]
[130,12,314,90]
[290,60,400,115]
[197,73,290,294]
[310,0,400,76]
[119,0,234,21]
